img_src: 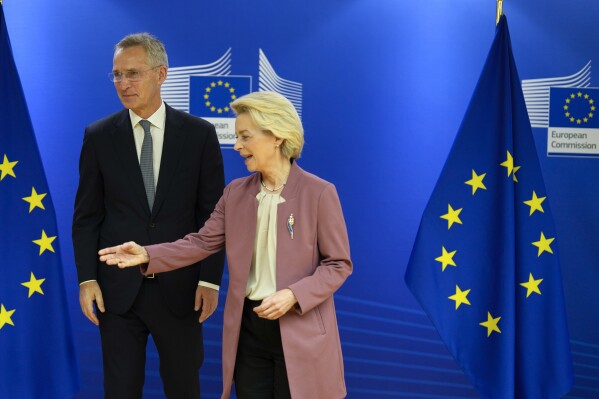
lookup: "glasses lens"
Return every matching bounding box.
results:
[108,67,159,83]
[126,71,141,81]
[108,72,122,82]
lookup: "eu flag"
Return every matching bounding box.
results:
[405,16,573,398]
[0,6,79,397]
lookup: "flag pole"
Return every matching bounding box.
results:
[496,0,503,25]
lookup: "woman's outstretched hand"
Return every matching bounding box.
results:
[98,241,149,268]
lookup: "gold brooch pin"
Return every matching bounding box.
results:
[287,214,295,239]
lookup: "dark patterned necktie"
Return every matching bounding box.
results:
[139,120,155,210]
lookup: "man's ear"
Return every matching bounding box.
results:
[158,65,168,84]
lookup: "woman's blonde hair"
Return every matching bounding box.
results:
[231,91,304,159]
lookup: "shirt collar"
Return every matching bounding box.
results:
[129,101,166,129]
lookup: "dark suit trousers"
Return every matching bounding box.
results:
[98,278,203,399]
[233,298,291,399]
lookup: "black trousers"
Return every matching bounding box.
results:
[234,298,292,399]
[98,278,203,399]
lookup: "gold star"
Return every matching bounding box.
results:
[449,285,471,309]
[22,187,47,213]
[0,304,16,329]
[523,191,546,215]
[500,151,514,177]
[205,87,211,93]
[33,229,57,255]
[440,204,463,230]
[465,170,487,195]
[0,154,18,180]
[532,232,554,257]
[217,80,223,86]
[480,312,501,337]
[512,165,521,182]
[435,246,457,271]
[224,82,230,87]
[21,272,46,298]
[520,273,543,298]
[210,82,216,87]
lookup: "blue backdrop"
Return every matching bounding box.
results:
[4,1,598,397]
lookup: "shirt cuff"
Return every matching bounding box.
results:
[79,280,97,286]
[198,281,220,291]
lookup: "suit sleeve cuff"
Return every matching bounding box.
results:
[198,281,220,291]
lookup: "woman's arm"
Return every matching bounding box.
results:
[100,185,229,274]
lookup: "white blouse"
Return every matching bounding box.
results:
[245,188,286,300]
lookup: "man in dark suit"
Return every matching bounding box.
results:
[72,32,225,398]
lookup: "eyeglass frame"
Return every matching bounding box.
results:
[108,65,163,83]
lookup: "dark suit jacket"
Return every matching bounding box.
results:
[72,104,225,316]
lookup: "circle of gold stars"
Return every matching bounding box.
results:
[204,80,236,114]
[562,91,595,125]
[433,148,557,338]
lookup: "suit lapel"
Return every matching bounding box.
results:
[282,162,300,200]
[276,162,300,250]
[237,175,261,281]
[110,110,151,215]
[152,105,186,216]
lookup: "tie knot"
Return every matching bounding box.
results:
[139,120,151,133]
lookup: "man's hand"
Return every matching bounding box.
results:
[195,285,219,323]
[254,289,298,320]
[79,281,105,326]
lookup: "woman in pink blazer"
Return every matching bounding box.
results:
[100,91,352,399]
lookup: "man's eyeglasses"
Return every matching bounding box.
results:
[108,66,161,83]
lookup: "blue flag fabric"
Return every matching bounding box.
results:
[0,6,79,398]
[405,16,573,398]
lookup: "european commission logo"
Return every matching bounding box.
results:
[547,87,599,157]
[161,48,302,146]
[520,60,599,157]
[549,88,598,128]
[190,76,252,144]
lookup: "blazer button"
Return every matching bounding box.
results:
[149,223,156,228]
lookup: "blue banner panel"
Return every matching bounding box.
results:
[549,87,599,128]
[190,75,252,145]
